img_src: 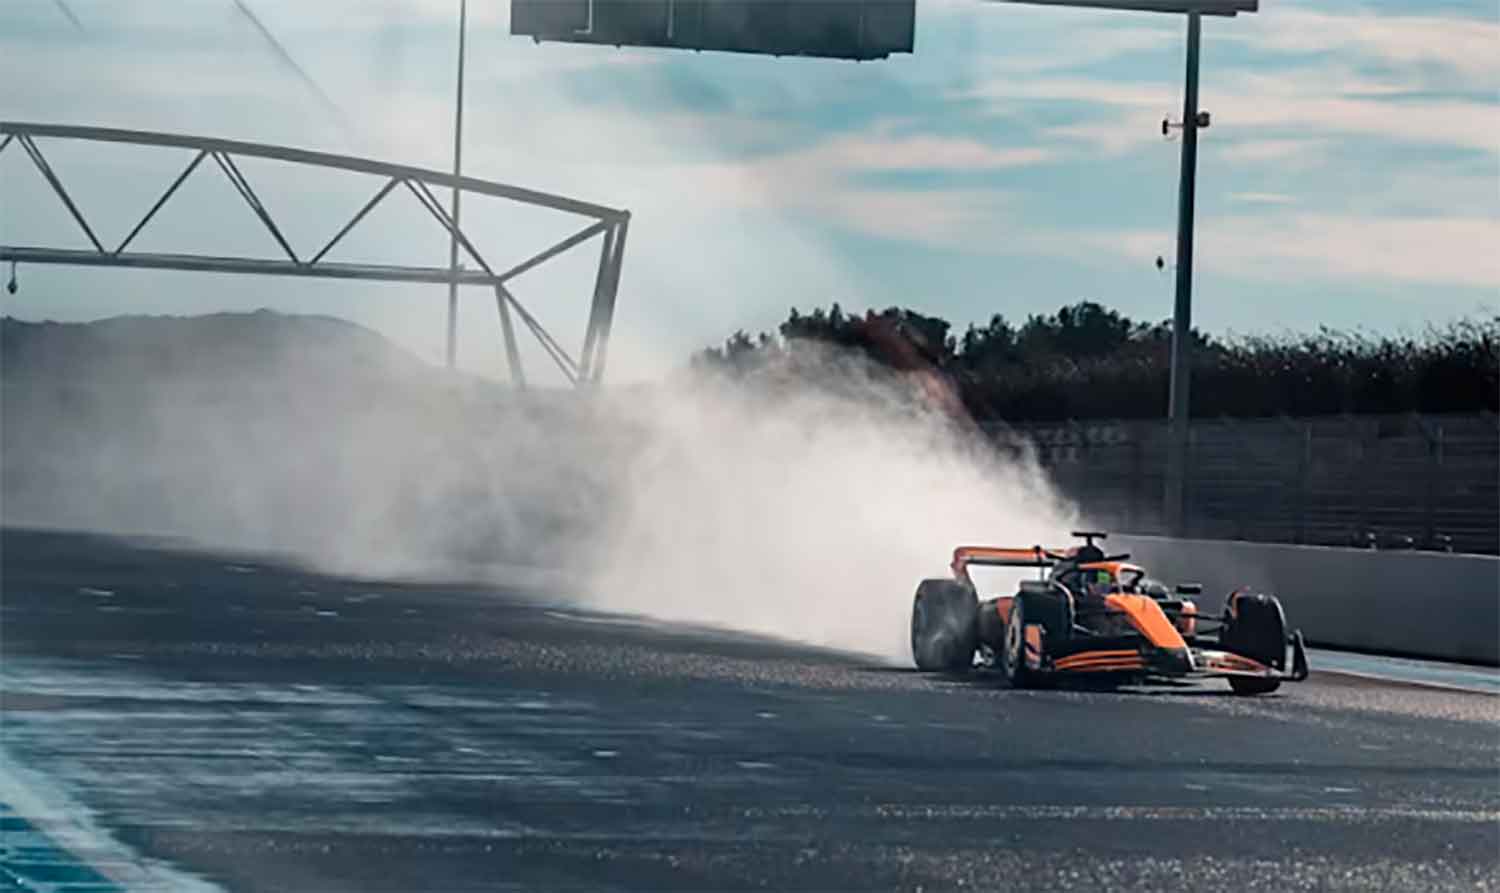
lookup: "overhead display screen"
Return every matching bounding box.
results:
[512,1,916,62]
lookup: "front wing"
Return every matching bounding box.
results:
[1027,632,1310,682]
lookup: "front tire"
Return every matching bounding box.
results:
[1221,592,1286,695]
[1001,596,1038,688]
[910,579,978,672]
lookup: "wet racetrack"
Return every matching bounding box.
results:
[2,528,1497,892]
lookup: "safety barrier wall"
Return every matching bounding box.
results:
[1113,535,1500,665]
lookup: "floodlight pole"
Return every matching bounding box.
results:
[445,0,467,369]
[989,1,1255,533]
[1164,9,1200,537]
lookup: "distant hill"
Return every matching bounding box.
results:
[2,309,437,385]
[0,310,607,575]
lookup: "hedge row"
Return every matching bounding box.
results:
[693,302,1499,421]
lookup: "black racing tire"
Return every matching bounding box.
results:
[1003,586,1072,689]
[1016,582,1073,643]
[910,579,978,672]
[1000,595,1037,688]
[977,598,1006,653]
[1220,593,1286,695]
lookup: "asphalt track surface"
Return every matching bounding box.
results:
[2,528,1497,892]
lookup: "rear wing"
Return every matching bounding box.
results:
[951,546,1059,580]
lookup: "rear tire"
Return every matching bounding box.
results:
[910,579,978,672]
[1220,593,1286,695]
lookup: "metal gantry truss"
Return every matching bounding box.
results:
[0,121,630,386]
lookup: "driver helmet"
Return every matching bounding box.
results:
[1080,568,1114,598]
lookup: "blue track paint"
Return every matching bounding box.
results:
[1310,649,1500,694]
[0,804,122,893]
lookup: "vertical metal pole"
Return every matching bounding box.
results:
[1296,421,1311,544]
[445,0,467,369]
[1424,421,1442,549]
[588,216,629,385]
[1127,424,1143,531]
[1164,9,1201,537]
[1353,417,1370,541]
[493,285,526,388]
[578,224,617,381]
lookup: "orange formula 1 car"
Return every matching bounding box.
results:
[909,532,1309,695]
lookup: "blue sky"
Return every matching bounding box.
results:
[2,0,1496,383]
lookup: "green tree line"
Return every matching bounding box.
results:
[692,302,1499,421]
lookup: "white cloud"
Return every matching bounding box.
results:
[818,187,1015,245]
[1216,138,1328,165]
[973,24,1177,76]
[1227,192,1295,205]
[970,65,1499,158]
[1362,170,1500,220]
[1081,213,1500,291]
[1218,69,1499,155]
[964,76,1170,112]
[803,134,1050,172]
[1231,8,1500,84]
[641,141,1024,246]
[1041,119,1161,156]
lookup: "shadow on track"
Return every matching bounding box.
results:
[861,664,1248,698]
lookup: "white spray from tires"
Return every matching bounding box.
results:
[585,355,1080,664]
[3,314,1080,666]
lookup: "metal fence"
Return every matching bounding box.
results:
[997,413,1499,555]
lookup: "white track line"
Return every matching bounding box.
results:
[1308,649,1499,695]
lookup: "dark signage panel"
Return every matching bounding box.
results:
[511,0,916,61]
[511,0,590,35]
